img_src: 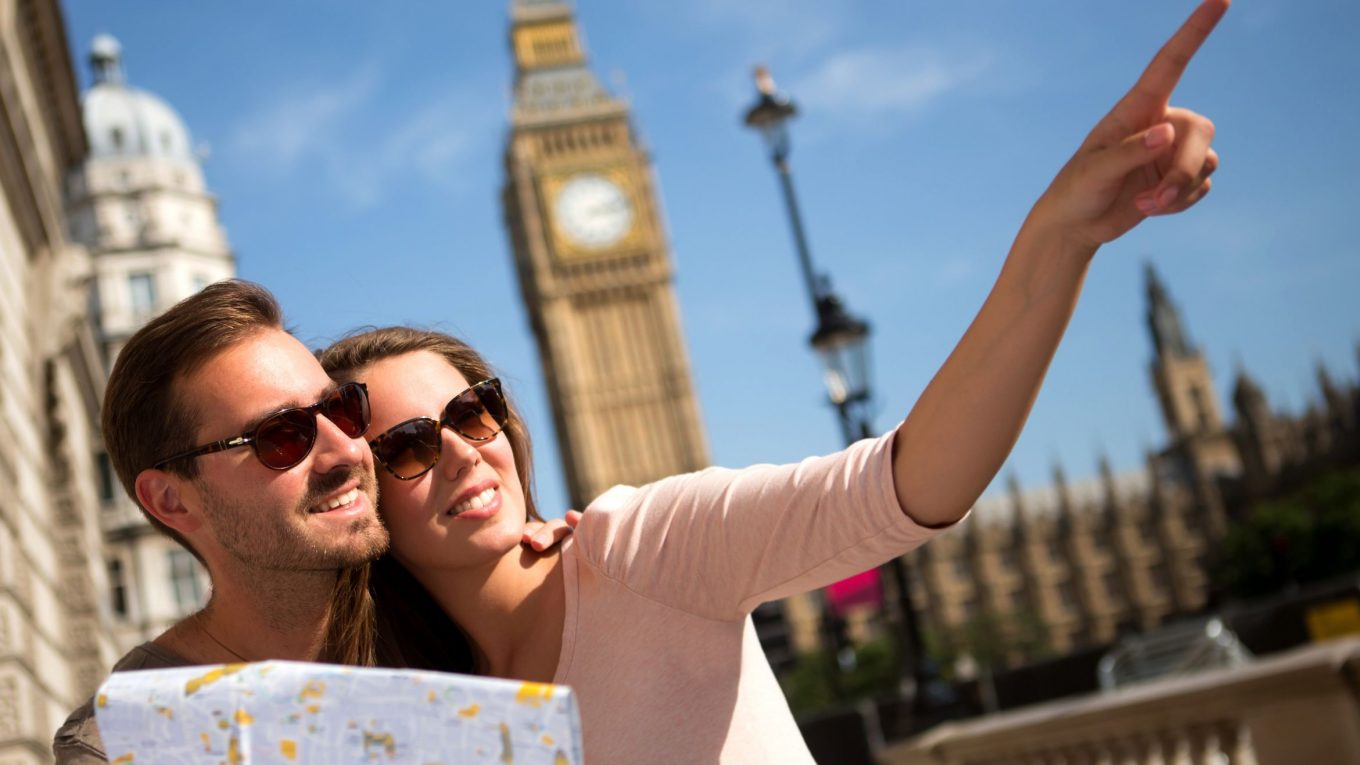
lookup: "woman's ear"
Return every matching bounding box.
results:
[134,468,204,536]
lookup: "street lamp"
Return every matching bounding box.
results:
[743,65,931,706]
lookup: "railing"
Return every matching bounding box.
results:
[880,637,1360,765]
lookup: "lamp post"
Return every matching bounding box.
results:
[743,66,931,706]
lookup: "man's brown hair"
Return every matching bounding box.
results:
[101,279,284,557]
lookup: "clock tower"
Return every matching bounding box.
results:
[501,0,709,508]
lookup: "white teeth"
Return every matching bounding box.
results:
[451,487,496,516]
[320,488,360,512]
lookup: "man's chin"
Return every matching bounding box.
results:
[340,518,390,563]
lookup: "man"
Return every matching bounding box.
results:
[54,280,569,762]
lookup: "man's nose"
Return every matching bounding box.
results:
[310,413,365,473]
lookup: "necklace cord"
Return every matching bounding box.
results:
[194,612,250,663]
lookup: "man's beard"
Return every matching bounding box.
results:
[202,466,388,571]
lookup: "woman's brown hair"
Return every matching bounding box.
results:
[317,326,542,672]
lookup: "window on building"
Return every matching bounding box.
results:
[95,451,116,504]
[1190,385,1212,431]
[1047,538,1062,560]
[954,557,971,578]
[1103,571,1123,603]
[168,549,204,613]
[110,127,124,150]
[1058,581,1079,610]
[128,272,157,320]
[961,596,978,620]
[1148,562,1171,597]
[1139,516,1159,542]
[108,558,129,619]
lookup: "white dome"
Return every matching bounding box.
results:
[82,35,196,163]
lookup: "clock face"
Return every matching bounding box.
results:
[553,174,633,251]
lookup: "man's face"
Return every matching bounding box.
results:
[175,328,387,572]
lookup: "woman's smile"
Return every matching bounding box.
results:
[447,483,501,520]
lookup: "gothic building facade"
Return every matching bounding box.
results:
[896,265,1360,667]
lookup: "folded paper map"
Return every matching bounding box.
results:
[93,661,583,764]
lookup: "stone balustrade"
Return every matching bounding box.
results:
[881,637,1360,765]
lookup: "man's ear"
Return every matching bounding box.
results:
[134,469,204,536]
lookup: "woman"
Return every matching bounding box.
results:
[321,3,1227,761]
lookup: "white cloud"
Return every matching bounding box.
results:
[227,66,492,209]
[793,44,992,123]
[687,0,845,61]
[231,65,381,168]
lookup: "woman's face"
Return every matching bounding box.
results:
[361,350,527,573]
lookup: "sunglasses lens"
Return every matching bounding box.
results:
[253,409,317,469]
[324,382,371,438]
[446,381,508,441]
[375,419,441,479]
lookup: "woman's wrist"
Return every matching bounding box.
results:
[1013,206,1101,278]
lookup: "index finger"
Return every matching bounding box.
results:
[1110,0,1229,125]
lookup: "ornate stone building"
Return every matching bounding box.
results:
[0,1,117,760]
[66,34,234,655]
[500,0,709,510]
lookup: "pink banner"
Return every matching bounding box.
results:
[824,569,882,616]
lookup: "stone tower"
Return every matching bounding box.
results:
[501,0,709,508]
[1145,264,1237,536]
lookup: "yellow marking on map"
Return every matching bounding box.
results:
[554,750,570,765]
[515,682,554,708]
[280,739,298,760]
[306,704,321,714]
[458,703,481,718]
[200,732,210,751]
[363,731,397,758]
[154,706,174,720]
[227,735,242,765]
[234,708,254,725]
[541,734,555,746]
[297,679,326,702]
[428,689,437,703]
[218,719,229,730]
[97,694,107,708]
[110,754,134,764]
[499,722,513,764]
[184,664,247,696]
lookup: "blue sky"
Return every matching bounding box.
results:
[65,1,1359,518]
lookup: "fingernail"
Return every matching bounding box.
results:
[1157,185,1180,208]
[1144,124,1171,149]
[1136,195,1158,215]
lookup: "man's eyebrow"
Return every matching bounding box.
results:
[241,383,339,428]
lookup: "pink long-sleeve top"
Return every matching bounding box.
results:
[552,430,953,763]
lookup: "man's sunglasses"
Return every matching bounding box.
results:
[368,378,509,480]
[152,382,371,471]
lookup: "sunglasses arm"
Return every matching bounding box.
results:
[153,435,255,470]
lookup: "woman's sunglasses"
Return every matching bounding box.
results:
[152,382,371,471]
[368,378,509,480]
